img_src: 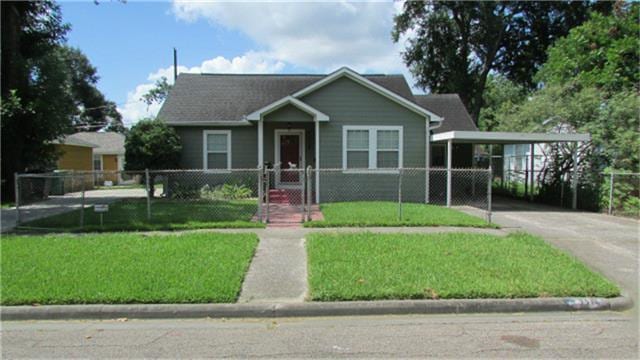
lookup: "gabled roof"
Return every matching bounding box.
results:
[413,94,478,134]
[158,70,430,125]
[245,96,329,122]
[65,132,125,155]
[291,67,443,121]
[53,136,97,148]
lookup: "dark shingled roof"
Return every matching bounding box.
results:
[158,73,419,124]
[413,94,478,134]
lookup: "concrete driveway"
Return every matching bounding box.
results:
[466,197,639,302]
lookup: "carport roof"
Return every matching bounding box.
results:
[431,131,591,144]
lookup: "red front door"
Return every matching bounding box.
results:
[280,134,300,183]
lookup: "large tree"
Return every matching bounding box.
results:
[489,4,639,210]
[392,1,611,123]
[1,1,123,200]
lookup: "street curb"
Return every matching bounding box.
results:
[1,296,633,321]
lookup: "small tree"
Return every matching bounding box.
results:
[125,118,181,197]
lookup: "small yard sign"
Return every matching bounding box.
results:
[94,204,109,213]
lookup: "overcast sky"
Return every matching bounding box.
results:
[61,1,415,126]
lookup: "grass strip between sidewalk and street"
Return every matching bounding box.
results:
[306,232,619,301]
[305,201,496,228]
[1,232,258,305]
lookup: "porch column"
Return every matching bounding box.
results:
[315,119,320,204]
[571,142,579,209]
[529,143,535,201]
[257,118,264,167]
[446,139,452,207]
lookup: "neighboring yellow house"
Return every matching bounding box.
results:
[53,138,97,171]
[56,132,126,184]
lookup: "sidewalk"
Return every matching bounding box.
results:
[239,228,308,303]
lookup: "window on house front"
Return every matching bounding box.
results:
[93,155,102,171]
[203,130,231,170]
[343,126,402,170]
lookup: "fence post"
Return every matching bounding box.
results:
[145,168,151,221]
[257,166,263,222]
[398,168,403,221]
[80,173,85,229]
[487,167,492,224]
[14,172,21,225]
[306,166,312,222]
[608,172,614,215]
[265,168,270,223]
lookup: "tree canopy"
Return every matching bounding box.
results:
[392,0,611,123]
[1,0,124,199]
[124,118,182,171]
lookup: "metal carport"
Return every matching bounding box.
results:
[430,131,591,209]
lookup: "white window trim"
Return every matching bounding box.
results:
[93,154,103,171]
[202,130,232,172]
[342,125,403,173]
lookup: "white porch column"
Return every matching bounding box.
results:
[446,139,452,207]
[425,119,430,203]
[315,119,320,204]
[257,118,264,167]
[571,142,579,209]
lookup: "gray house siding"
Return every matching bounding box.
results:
[301,77,426,169]
[298,77,428,203]
[174,126,258,169]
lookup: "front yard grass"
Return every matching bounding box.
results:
[305,201,495,228]
[21,198,264,232]
[1,232,258,305]
[306,232,619,301]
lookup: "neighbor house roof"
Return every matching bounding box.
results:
[413,94,478,134]
[65,132,125,155]
[52,136,97,148]
[158,71,438,125]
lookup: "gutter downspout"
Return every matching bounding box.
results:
[426,118,443,203]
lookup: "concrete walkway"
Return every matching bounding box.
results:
[239,228,308,303]
[237,226,507,303]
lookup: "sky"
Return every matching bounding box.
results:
[60,0,416,127]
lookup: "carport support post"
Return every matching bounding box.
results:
[529,143,535,201]
[14,173,21,225]
[446,139,452,207]
[571,144,579,210]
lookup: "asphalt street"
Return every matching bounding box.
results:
[2,312,638,358]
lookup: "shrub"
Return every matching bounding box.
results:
[200,183,253,201]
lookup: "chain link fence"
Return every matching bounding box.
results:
[603,172,640,217]
[13,167,493,230]
[14,169,262,231]
[308,167,492,223]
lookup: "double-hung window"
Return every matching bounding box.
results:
[203,130,231,170]
[343,126,403,171]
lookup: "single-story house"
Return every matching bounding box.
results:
[61,132,126,183]
[53,136,97,172]
[158,67,589,206]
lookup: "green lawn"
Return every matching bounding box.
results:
[21,198,264,232]
[1,232,258,305]
[306,232,619,301]
[305,201,494,228]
